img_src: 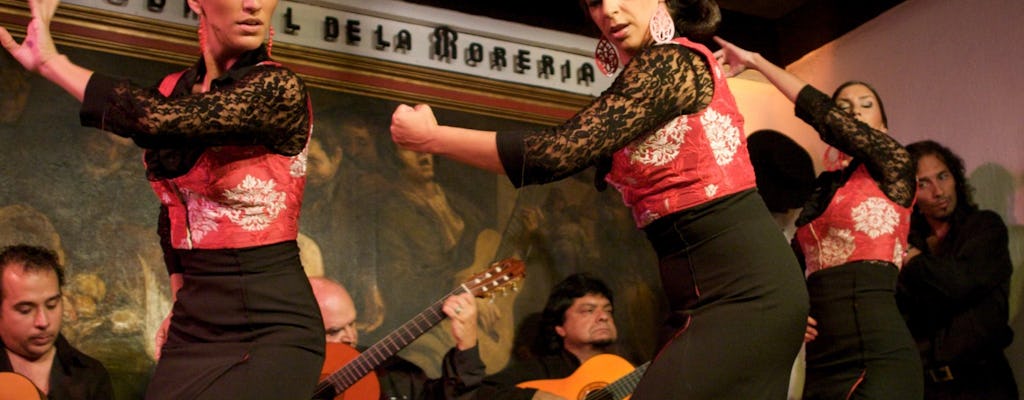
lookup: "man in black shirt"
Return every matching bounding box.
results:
[898,140,1018,399]
[476,273,623,400]
[0,245,113,399]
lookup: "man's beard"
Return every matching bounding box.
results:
[591,338,616,349]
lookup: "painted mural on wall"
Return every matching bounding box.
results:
[1,46,665,397]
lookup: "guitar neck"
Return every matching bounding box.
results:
[320,287,462,392]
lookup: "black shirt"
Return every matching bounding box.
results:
[0,334,114,400]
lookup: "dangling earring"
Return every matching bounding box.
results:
[594,36,620,77]
[196,16,208,56]
[649,3,675,44]
[823,146,851,171]
[267,25,275,57]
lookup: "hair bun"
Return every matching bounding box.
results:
[673,0,721,39]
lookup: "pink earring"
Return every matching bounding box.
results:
[650,4,675,44]
[594,36,620,77]
[267,25,275,57]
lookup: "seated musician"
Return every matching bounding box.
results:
[475,273,621,400]
[309,276,485,400]
[0,245,113,399]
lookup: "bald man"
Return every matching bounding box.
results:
[310,277,485,399]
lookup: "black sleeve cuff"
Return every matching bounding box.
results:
[450,344,484,370]
[793,84,830,125]
[496,130,528,188]
[79,73,119,131]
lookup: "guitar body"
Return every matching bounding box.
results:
[517,354,637,400]
[0,372,45,400]
[320,343,380,400]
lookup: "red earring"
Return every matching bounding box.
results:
[594,37,620,77]
[267,25,275,57]
[823,146,851,171]
[197,20,207,55]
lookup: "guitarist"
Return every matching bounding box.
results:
[477,273,621,400]
[310,277,486,399]
[0,245,113,399]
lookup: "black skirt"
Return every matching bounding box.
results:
[635,189,809,399]
[145,241,326,399]
[803,261,922,400]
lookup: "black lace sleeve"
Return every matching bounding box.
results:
[80,65,310,156]
[498,44,714,187]
[794,85,915,207]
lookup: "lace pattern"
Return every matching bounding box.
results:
[512,43,714,185]
[795,86,915,207]
[103,65,309,157]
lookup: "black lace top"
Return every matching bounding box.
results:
[794,85,916,226]
[497,43,715,187]
[79,45,310,181]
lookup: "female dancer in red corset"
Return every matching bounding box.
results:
[717,37,923,400]
[390,1,809,398]
[2,0,324,397]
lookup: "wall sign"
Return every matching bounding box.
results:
[62,0,613,96]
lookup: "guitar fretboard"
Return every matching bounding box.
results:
[315,287,464,397]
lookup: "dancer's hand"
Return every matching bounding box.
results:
[0,0,61,72]
[391,103,440,154]
[804,316,819,343]
[712,36,758,78]
[154,312,172,360]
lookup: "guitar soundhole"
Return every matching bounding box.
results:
[580,382,609,400]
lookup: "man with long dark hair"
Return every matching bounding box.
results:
[898,140,1018,399]
[476,273,619,400]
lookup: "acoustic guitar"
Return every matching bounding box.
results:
[0,372,45,400]
[313,257,525,400]
[517,354,650,400]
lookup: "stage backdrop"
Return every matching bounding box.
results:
[0,2,664,398]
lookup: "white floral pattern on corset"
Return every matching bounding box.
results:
[222,175,288,231]
[640,210,662,227]
[701,108,741,166]
[290,147,308,178]
[184,192,223,245]
[816,227,855,268]
[630,115,688,166]
[852,197,899,239]
[704,184,718,198]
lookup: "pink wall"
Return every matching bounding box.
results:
[729,1,1024,395]
[735,0,1024,223]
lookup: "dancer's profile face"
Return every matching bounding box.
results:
[835,84,887,132]
[191,0,279,57]
[586,0,661,58]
